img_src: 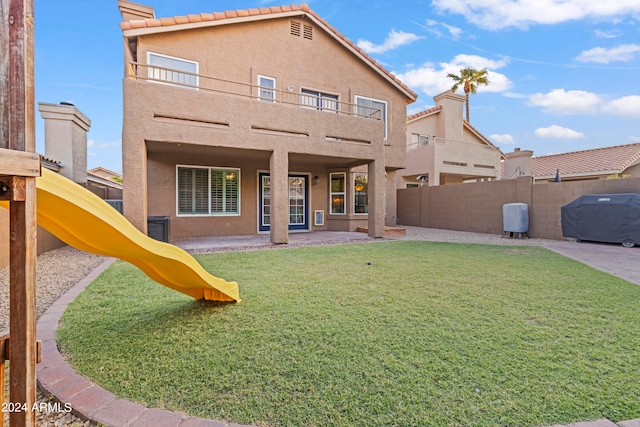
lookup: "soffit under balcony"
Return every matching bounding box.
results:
[146,140,368,170]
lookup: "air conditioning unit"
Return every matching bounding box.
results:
[502,203,529,239]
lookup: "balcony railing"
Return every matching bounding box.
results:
[407,136,502,155]
[127,62,382,121]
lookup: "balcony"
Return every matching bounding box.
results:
[124,62,389,158]
[404,136,502,185]
[127,62,382,121]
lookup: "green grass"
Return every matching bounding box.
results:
[57,241,640,427]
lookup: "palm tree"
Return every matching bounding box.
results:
[447,67,489,122]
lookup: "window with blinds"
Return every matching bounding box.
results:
[177,166,240,216]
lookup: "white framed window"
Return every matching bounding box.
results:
[354,173,368,214]
[177,166,240,216]
[355,95,387,140]
[147,52,198,88]
[330,173,346,214]
[301,89,339,112]
[258,75,276,102]
[411,133,431,148]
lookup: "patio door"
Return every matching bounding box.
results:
[259,173,308,232]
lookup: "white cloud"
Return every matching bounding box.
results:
[602,95,640,118]
[394,54,513,97]
[535,125,585,139]
[595,29,623,38]
[431,0,640,30]
[503,91,528,99]
[490,134,515,144]
[357,30,424,54]
[528,89,601,115]
[419,19,464,40]
[443,23,464,39]
[576,44,640,63]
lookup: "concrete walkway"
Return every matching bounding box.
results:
[37,229,640,427]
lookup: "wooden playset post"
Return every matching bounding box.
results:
[1,0,40,426]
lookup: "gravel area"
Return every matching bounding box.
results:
[395,225,555,246]
[1,246,104,427]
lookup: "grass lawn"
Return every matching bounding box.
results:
[57,241,640,427]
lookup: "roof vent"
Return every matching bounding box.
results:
[290,20,312,40]
[290,20,301,37]
[303,24,313,40]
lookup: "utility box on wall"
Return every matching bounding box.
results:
[503,203,529,239]
[147,216,170,242]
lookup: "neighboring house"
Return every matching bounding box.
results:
[503,143,640,182]
[396,91,504,188]
[0,102,123,270]
[88,167,123,201]
[118,1,417,243]
[89,166,123,183]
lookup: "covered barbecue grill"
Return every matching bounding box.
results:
[561,193,640,247]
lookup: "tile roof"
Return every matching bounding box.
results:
[463,119,506,159]
[531,142,640,177]
[407,105,442,122]
[119,3,417,101]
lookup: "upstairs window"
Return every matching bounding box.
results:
[301,89,338,112]
[355,96,387,140]
[147,52,198,88]
[411,133,431,148]
[258,75,276,103]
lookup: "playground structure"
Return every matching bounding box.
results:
[2,1,238,425]
[1,168,240,302]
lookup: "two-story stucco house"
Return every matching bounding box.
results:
[397,91,504,188]
[118,1,417,244]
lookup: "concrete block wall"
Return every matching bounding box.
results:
[398,177,640,240]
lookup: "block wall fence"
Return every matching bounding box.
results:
[397,176,640,240]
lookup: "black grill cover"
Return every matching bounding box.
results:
[561,193,640,244]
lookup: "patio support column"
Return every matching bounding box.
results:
[270,148,288,244]
[367,159,386,238]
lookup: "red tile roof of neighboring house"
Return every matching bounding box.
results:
[531,142,640,178]
[407,105,442,122]
[119,3,417,102]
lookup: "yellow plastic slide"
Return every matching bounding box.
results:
[1,169,240,302]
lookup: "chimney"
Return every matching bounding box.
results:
[433,91,465,142]
[38,102,91,184]
[118,0,155,21]
[503,147,533,179]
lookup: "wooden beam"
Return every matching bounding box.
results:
[9,193,38,427]
[0,176,28,202]
[0,148,40,177]
[7,0,37,426]
[0,0,9,149]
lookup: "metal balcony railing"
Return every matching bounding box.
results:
[127,62,382,121]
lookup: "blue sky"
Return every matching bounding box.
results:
[34,1,640,174]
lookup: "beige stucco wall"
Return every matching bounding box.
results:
[122,12,411,240]
[398,92,501,188]
[398,176,640,240]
